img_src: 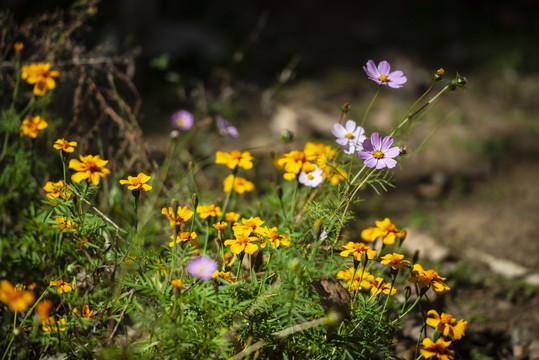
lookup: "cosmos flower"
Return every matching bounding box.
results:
[217,116,239,139]
[363,60,407,88]
[357,133,400,169]
[332,120,367,154]
[298,164,324,188]
[186,256,218,281]
[171,110,194,130]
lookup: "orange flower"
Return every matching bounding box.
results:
[36,300,53,321]
[225,212,240,223]
[73,304,93,319]
[212,222,227,231]
[215,150,253,170]
[361,218,405,245]
[49,279,72,294]
[119,172,152,191]
[171,279,183,289]
[42,317,67,332]
[407,264,450,294]
[162,205,193,229]
[196,204,223,219]
[14,42,24,56]
[169,231,198,247]
[20,115,48,138]
[0,280,35,312]
[43,180,72,203]
[369,277,397,297]
[53,139,77,153]
[336,267,375,292]
[426,310,467,340]
[212,271,237,284]
[21,62,60,96]
[69,154,110,186]
[380,253,411,270]
[223,175,254,194]
[52,216,77,233]
[420,338,455,360]
[258,226,291,248]
[340,242,377,261]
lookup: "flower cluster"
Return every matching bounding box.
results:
[0,280,35,313]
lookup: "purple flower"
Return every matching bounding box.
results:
[186,256,218,281]
[357,132,400,169]
[171,110,194,130]
[332,120,367,154]
[217,116,239,139]
[363,60,407,88]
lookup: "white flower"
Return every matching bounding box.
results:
[331,120,366,154]
[298,165,324,188]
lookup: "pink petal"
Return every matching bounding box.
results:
[381,136,394,151]
[382,158,397,168]
[362,138,374,152]
[364,157,378,168]
[377,61,391,75]
[370,132,382,149]
[384,146,400,159]
[332,124,347,138]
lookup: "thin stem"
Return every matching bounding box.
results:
[361,87,381,128]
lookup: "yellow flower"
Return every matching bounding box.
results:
[14,42,24,56]
[212,222,227,231]
[53,138,77,153]
[69,154,110,186]
[340,242,377,261]
[233,217,265,235]
[0,280,35,313]
[276,150,315,180]
[225,212,241,223]
[43,180,72,203]
[212,270,237,284]
[258,226,291,248]
[73,304,93,319]
[223,174,254,194]
[21,62,60,96]
[224,227,259,255]
[49,279,72,294]
[42,317,67,332]
[361,218,405,245]
[36,300,53,321]
[304,142,336,171]
[369,277,396,297]
[20,115,48,138]
[407,264,450,294]
[336,267,375,292]
[52,216,77,233]
[380,253,411,270]
[426,310,467,340]
[215,150,253,170]
[154,258,168,275]
[162,205,193,229]
[327,167,348,186]
[419,338,455,360]
[119,172,152,191]
[196,204,223,219]
[168,231,197,247]
[171,279,183,289]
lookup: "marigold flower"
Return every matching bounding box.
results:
[43,180,72,203]
[361,218,405,245]
[336,267,375,292]
[304,142,336,171]
[327,167,348,186]
[42,317,67,332]
[20,115,48,138]
[234,217,265,235]
[171,279,183,288]
[215,150,253,170]
[197,204,223,219]
[171,109,194,130]
[52,216,77,233]
[258,226,291,248]
[298,164,324,188]
[73,304,93,319]
[223,174,255,194]
[186,256,218,281]
[21,62,60,96]
[426,310,467,340]
[169,231,197,247]
[162,205,194,229]
[276,150,315,180]
[69,154,110,186]
[154,258,168,275]
[212,271,237,284]
[419,338,455,360]
[119,172,152,191]
[14,42,24,56]
[380,253,411,270]
[363,60,407,88]
[212,222,227,233]
[49,279,72,294]
[36,300,53,321]
[0,280,35,313]
[369,277,397,297]
[332,120,367,155]
[408,264,450,294]
[358,133,400,170]
[340,242,377,261]
[224,227,259,255]
[53,138,77,153]
[225,212,241,223]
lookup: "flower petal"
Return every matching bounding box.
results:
[370,132,382,150]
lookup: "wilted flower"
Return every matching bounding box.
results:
[14,42,24,57]
[358,133,400,169]
[216,116,239,139]
[20,116,48,138]
[332,120,367,154]
[69,154,110,185]
[363,60,407,88]
[171,110,194,130]
[21,62,60,96]
[298,164,324,188]
[186,256,218,281]
[0,280,35,313]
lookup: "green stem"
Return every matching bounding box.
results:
[378,273,397,324]
[360,87,381,128]
[221,168,238,216]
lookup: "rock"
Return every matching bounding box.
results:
[403,227,450,263]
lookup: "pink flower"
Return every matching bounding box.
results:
[363,60,407,88]
[217,116,239,139]
[171,110,194,130]
[357,132,400,169]
[186,256,218,281]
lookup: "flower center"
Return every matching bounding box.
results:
[378,74,388,82]
[307,174,314,180]
[373,150,384,159]
[345,132,353,139]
